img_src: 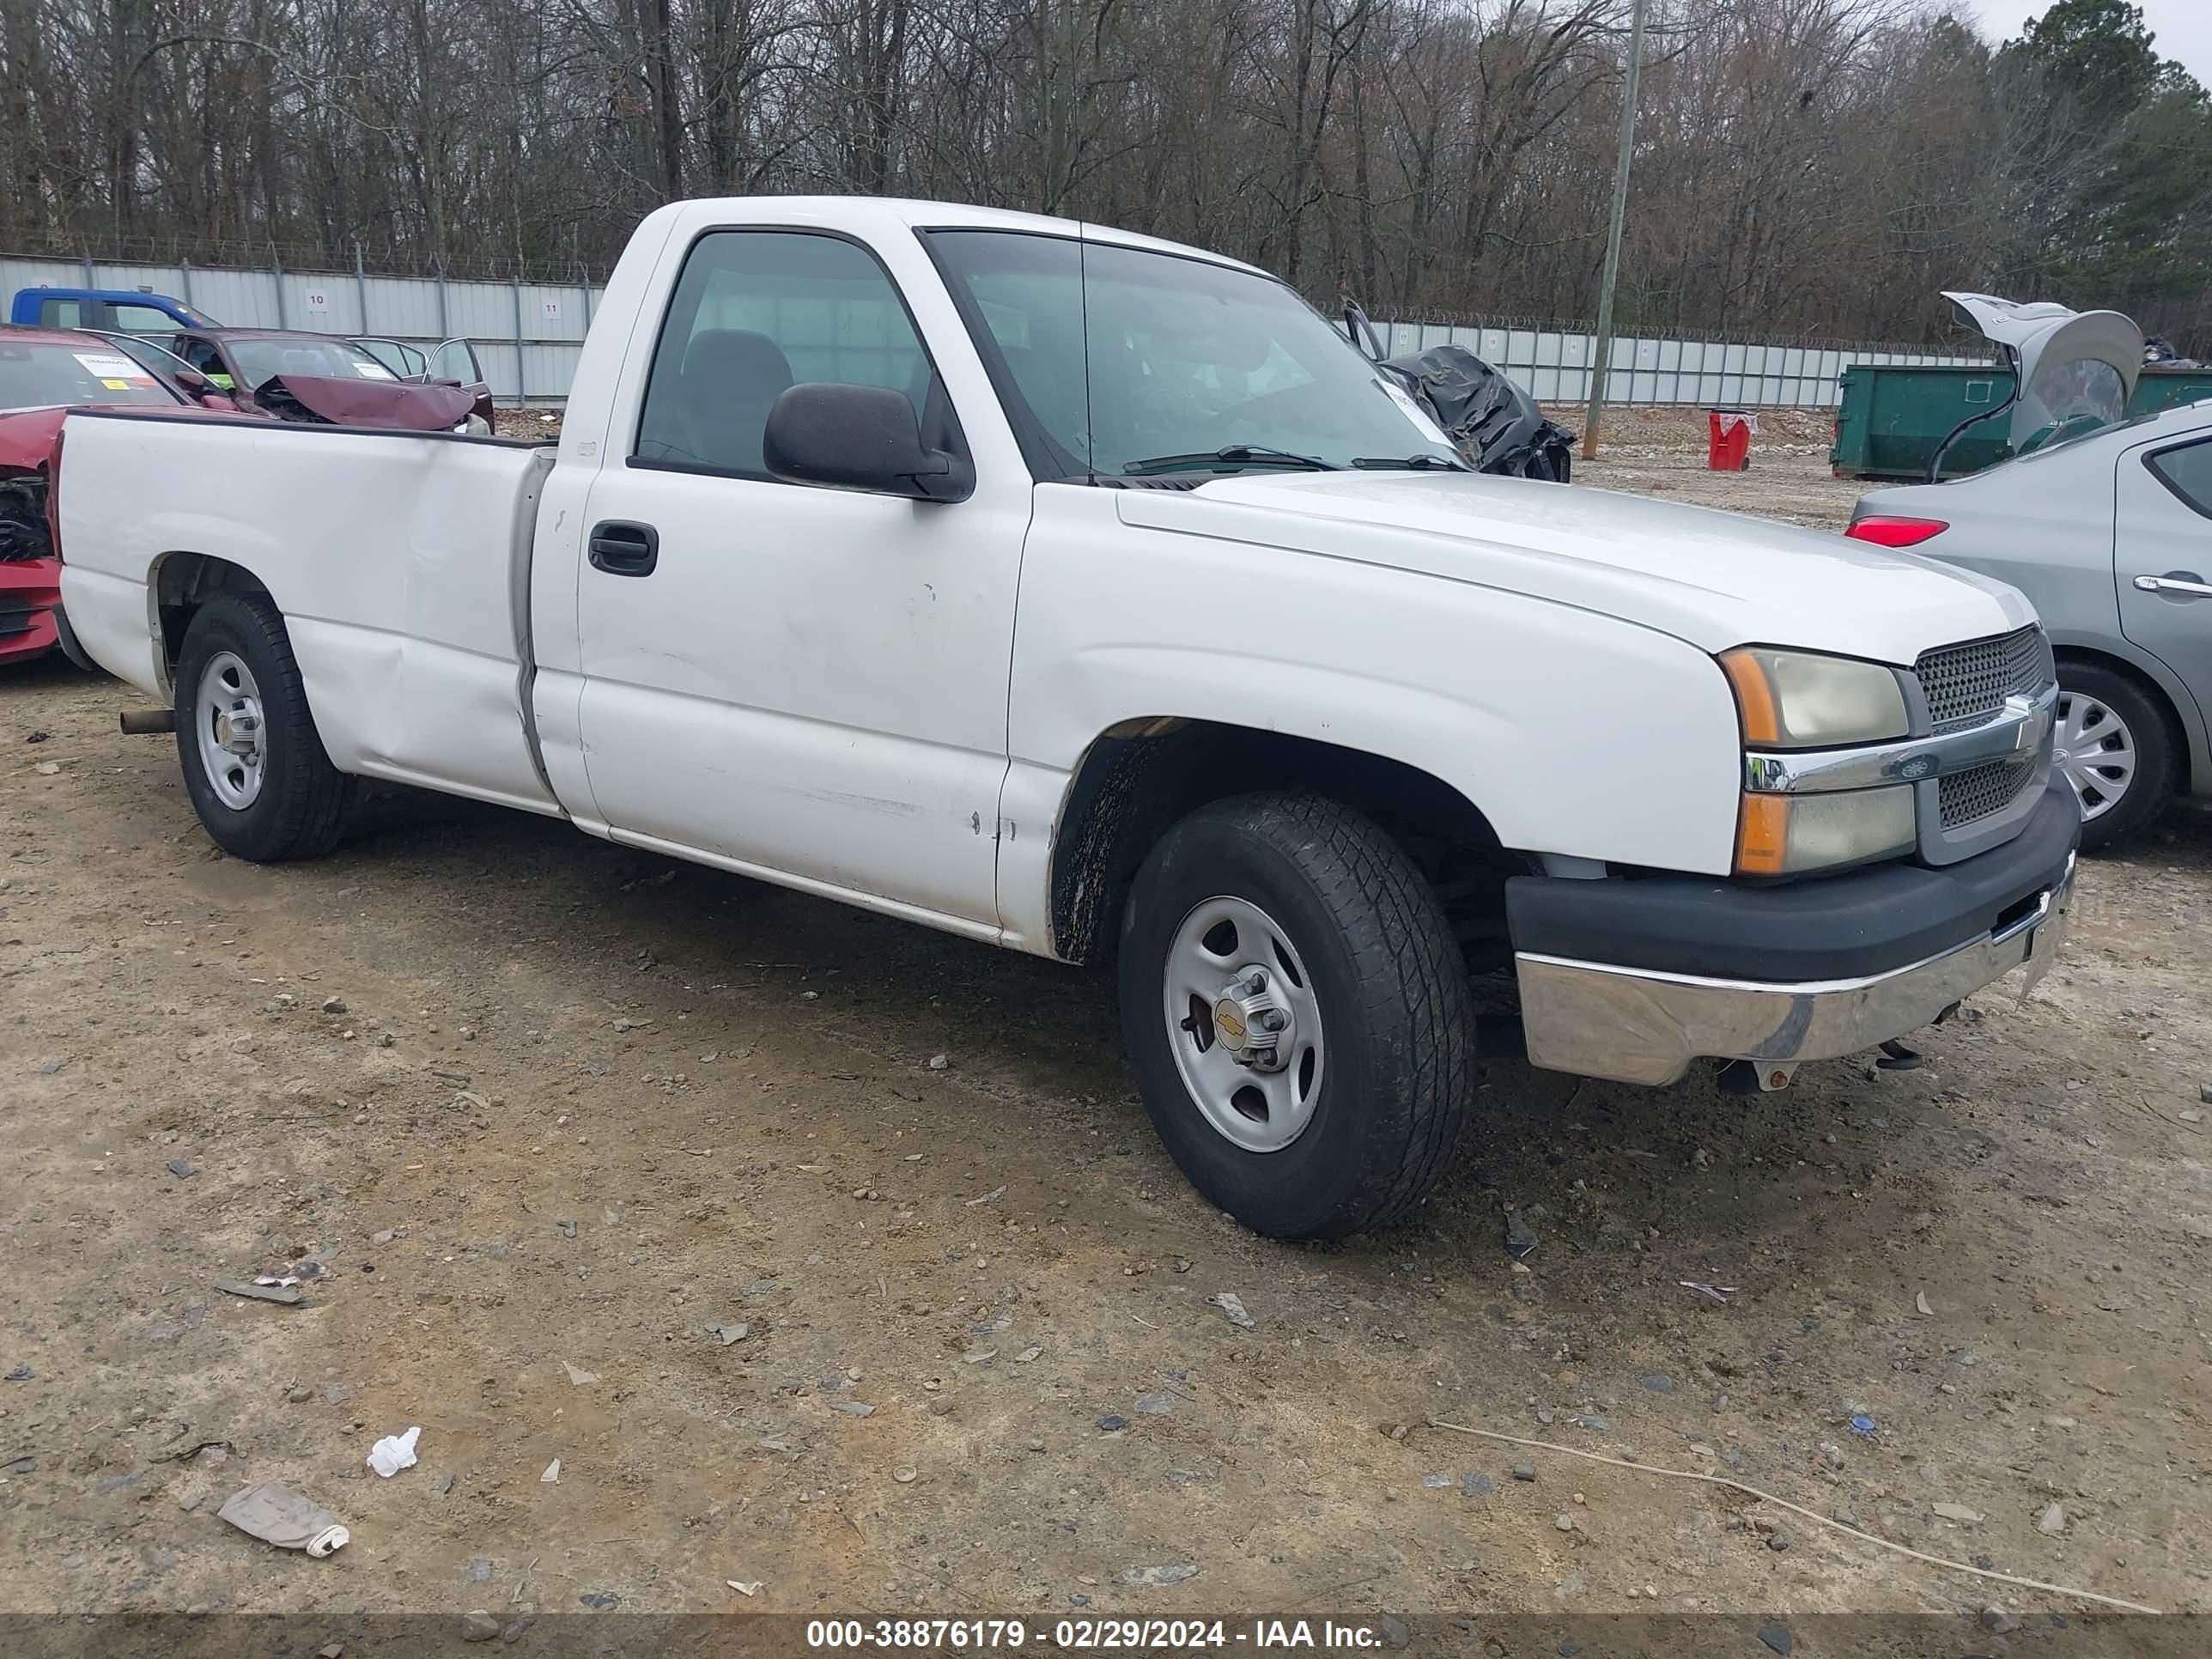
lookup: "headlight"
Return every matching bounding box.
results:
[1720,647,1909,748]
[1736,786,1916,876]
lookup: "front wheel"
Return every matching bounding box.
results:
[2054,662,2174,852]
[1117,793,1476,1240]
[174,592,352,861]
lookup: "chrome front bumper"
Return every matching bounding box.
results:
[1515,854,2075,1087]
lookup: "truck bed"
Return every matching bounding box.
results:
[59,410,560,813]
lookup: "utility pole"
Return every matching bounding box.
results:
[1582,0,1650,463]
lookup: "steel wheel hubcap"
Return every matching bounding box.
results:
[1163,896,1326,1153]
[197,651,266,810]
[2053,691,2136,821]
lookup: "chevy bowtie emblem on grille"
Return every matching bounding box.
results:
[2004,693,2040,754]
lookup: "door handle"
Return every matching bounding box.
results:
[588,520,659,577]
[2133,573,2212,599]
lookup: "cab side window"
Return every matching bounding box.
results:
[110,303,183,337]
[635,231,933,478]
[176,337,234,387]
[38,298,84,329]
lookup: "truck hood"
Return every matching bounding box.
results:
[1115,471,2033,663]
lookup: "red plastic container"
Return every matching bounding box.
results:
[1706,409,1754,471]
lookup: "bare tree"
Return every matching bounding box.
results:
[3,0,2205,349]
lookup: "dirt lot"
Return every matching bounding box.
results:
[493,407,567,442]
[3,411,2208,1646]
[1565,407,1864,529]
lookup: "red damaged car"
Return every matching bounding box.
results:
[2,327,480,666]
[0,330,219,665]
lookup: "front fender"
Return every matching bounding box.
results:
[997,489,1744,950]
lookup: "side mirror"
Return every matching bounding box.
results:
[172,367,214,395]
[763,382,971,502]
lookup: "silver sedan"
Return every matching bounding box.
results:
[1851,400,2212,849]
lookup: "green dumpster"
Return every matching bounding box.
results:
[1831,362,2212,481]
[1829,364,2014,481]
[2130,364,2212,416]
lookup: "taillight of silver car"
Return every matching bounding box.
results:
[1844,514,1948,548]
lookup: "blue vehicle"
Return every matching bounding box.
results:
[8,287,220,336]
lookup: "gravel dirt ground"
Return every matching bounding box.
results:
[1566,407,1863,530]
[3,409,2207,1648]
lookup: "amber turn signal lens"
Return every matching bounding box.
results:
[1721,649,1782,746]
[1735,793,1790,876]
[1734,786,1917,876]
[1718,646,1909,749]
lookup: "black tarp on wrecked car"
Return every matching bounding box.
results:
[1382,343,1577,482]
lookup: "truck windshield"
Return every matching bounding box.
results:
[0,339,181,410]
[925,230,1456,479]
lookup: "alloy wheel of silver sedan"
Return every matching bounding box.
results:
[2053,690,2136,822]
[1162,895,1326,1153]
[196,650,268,810]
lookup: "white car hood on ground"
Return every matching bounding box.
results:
[1115,471,2033,664]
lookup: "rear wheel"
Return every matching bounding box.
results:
[2054,661,2174,852]
[1117,793,1475,1240]
[175,592,351,861]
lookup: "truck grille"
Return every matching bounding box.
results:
[1938,755,2036,829]
[1914,626,2050,733]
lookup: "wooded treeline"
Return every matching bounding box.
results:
[1,0,2207,348]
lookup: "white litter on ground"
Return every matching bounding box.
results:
[365,1425,421,1478]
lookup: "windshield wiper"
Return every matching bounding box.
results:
[1350,453,1468,471]
[1121,444,1340,476]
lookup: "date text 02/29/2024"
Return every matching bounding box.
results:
[804,1618,1399,1649]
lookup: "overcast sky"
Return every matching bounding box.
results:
[1953,0,2212,85]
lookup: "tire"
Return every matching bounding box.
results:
[2054,660,2175,853]
[1117,793,1476,1240]
[174,591,351,861]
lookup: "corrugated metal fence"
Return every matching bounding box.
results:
[2,250,1984,408]
[1376,319,1988,410]
[2,252,604,404]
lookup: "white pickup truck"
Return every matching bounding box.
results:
[58,196,2079,1239]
